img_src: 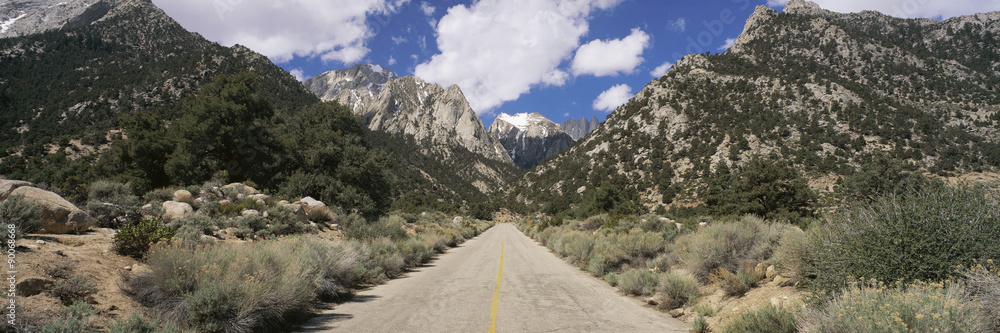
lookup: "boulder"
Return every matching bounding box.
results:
[766,265,778,280]
[280,203,309,223]
[10,187,93,234]
[241,209,260,217]
[0,180,33,201]
[453,216,464,224]
[173,190,200,208]
[223,183,259,195]
[669,308,685,318]
[162,201,193,221]
[296,196,330,219]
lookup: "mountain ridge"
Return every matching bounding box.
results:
[488,112,574,169]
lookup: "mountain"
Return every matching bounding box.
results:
[506,0,1000,213]
[0,0,317,154]
[303,63,397,111]
[560,116,600,141]
[488,113,575,169]
[306,66,519,197]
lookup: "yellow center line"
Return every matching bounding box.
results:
[488,242,504,333]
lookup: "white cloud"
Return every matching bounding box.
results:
[572,28,651,77]
[719,38,736,51]
[593,84,633,112]
[668,18,686,32]
[392,36,407,44]
[388,56,397,65]
[152,0,408,64]
[650,61,673,77]
[768,0,1000,19]
[420,2,436,16]
[289,68,308,82]
[414,0,623,114]
[542,69,570,87]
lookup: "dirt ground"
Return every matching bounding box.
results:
[14,229,146,328]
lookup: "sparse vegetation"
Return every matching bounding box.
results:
[113,216,176,259]
[719,305,797,333]
[798,280,986,333]
[672,216,786,283]
[0,193,41,236]
[52,274,97,306]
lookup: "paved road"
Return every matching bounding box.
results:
[300,223,690,332]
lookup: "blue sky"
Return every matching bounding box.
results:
[152,0,1000,128]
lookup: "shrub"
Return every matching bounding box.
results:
[216,199,266,217]
[345,216,407,241]
[604,272,618,287]
[673,216,787,283]
[702,157,816,223]
[964,261,1000,332]
[233,214,268,239]
[692,316,709,333]
[52,274,97,305]
[720,305,797,333]
[657,272,701,309]
[586,255,608,277]
[617,268,659,296]
[810,184,1000,296]
[691,303,716,317]
[710,266,765,297]
[113,217,175,259]
[86,180,142,228]
[0,194,41,236]
[798,280,986,333]
[107,312,183,333]
[40,302,95,333]
[617,228,666,260]
[168,215,213,235]
[356,238,406,283]
[771,227,811,285]
[143,188,175,204]
[127,236,358,332]
[398,236,435,267]
[265,205,317,237]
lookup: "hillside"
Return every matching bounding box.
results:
[0,0,317,187]
[506,0,1000,213]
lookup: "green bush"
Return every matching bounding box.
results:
[113,217,175,259]
[798,280,986,332]
[810,184,1000,296]
[673,216,787,283]
[233,214,268,239]
[215,199,266,217]
[702,158,816,224]
[264,205,317,237]
[720,305,797,333]
[691,303,716,317]
[710,266,765,297]
[52,274,97,306]
[143,189,175,205]
[356,238,406,283]
[0,193,41,236]
[693,316,709,333]
[586,255,608,277]
[617,268,659,296]
[168,215,213,235]
[40,302,95,333]
[398,237,435,267]
[86,180,141,228]
[345,216,407,241]
[657,271,701,309]
[107,312,183,333]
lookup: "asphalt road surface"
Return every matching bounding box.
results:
[300,223,690,332]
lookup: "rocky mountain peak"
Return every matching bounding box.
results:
[560,116,600,141]
[489,113,574,169]
[782,0,826,15]
[304,63,398,112]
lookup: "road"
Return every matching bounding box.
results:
[300,223,690,332]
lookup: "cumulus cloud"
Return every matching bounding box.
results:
[152,0,407,64]
[414,0,623,114]
[650,61,673,77]
[388,56,397,65]
[719,38,736,51]
[289,68,308,82]
[572,28,651,77]
[593,84,633,112]
[768,0,1000,19]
